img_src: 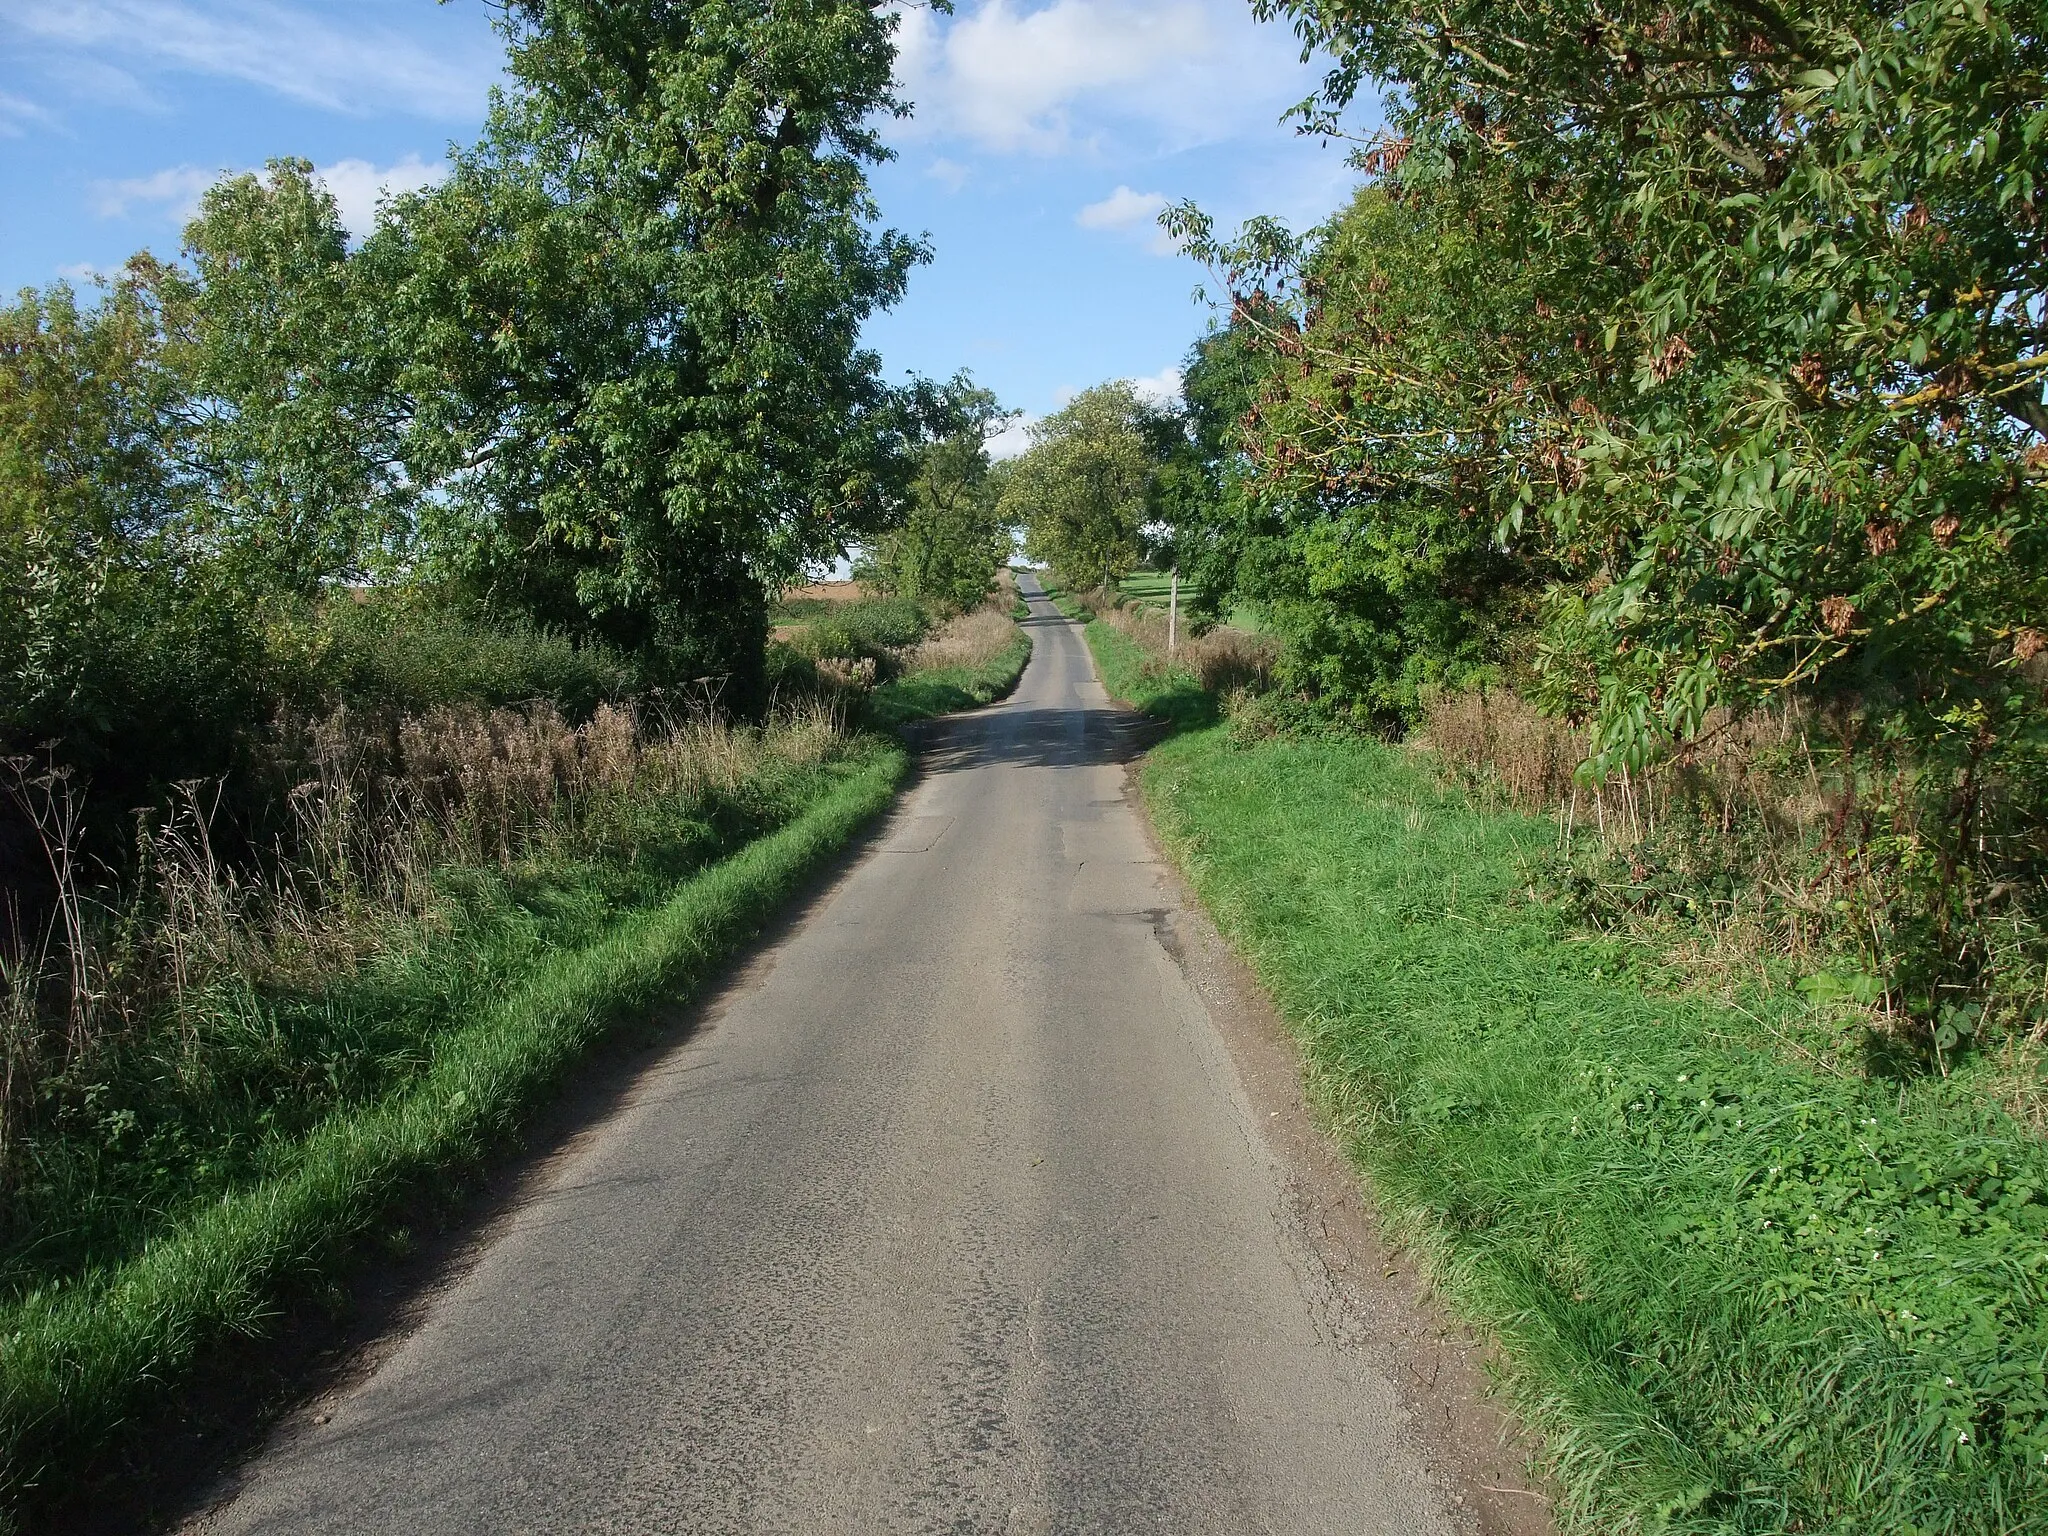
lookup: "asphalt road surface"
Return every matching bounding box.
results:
[195,574,1469,1535]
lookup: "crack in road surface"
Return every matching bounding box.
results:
[190,574,1486,1535]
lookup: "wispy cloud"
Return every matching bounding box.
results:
[925,157,971,193]
[92,154,447,239]
[0,0,499,119]
[1077,185,1164,230]
[92,163,216,221]
[0,87,55,135]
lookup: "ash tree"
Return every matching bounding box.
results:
[375,0,931,703]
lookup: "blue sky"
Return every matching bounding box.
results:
[0,0,1366,448]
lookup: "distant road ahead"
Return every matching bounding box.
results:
[196,573,1467,1535]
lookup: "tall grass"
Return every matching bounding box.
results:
[1097,602,1276,697]
[1069,593,1277,732]
[0,561,1044,1516]
[0,699,851,1284]
[0,742,904,1512]
[1419,687,2048,1068]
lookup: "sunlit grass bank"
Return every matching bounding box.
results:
[866,604,1032,729]
[1142,728,2048,1534]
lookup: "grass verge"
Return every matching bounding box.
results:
[1142,729,2048,1534]
[0,742,906,1514]
[865,629,1032,730]
[1078,618,1217,731]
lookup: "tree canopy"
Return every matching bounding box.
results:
[370,0,931,697]
[860,379,1017,613]
[1001,381,1177,590]
[1166,0,2047,1013]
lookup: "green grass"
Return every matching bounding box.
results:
[0,742,906,1511]
[1080,619,1218,732]
[303,598,637,719]
[1142,729,2048,1534]
[1116,571,1198,605]
[864,629,1033,730]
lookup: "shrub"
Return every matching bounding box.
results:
[284,596,638,720]
[781,595,932,677]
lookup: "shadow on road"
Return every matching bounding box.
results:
[916,702,1147,775]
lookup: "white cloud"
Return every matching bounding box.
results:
[92,163,214,221]
[313,154,445,237]
[1076,184,1183,254]
[91,155,446,239]
[987,414,1036,459]
[0,87,54,135]
[893,0,1300,154]
[1128,365,1184,408]
[988,369,1180,457]
[1076,185,1164,231]
[57,261,118,286]
[925,157,971,193]
[0,0,499,119]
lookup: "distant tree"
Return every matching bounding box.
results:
[861,379,1016,613]
[1000,381,1170,591]
[1146,324,1272,612]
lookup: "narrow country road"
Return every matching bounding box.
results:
[193,576,1471,1535]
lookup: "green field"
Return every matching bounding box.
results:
[1117,571,1192,605]
[1113,574,1264,635]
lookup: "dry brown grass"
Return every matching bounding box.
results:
[0,699,844,1172]
[1420,689,1584,809]
[1098,604,1278,695]
[1418,686,1879,1009]
[1422,687,1834,851]
[909,600,1023,674]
